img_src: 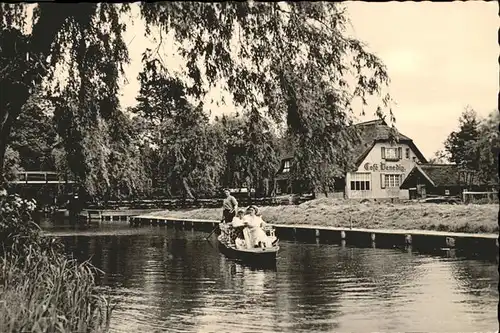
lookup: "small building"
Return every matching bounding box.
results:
[274,143,300,195]
[345,119,427,199]
[400,163,484,199]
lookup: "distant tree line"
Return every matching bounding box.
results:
[431,107,499,186]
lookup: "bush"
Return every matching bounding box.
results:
[0,191,113,333]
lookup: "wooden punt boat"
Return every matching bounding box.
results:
[217,224,279,265]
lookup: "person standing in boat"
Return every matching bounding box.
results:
[221,188,238,223]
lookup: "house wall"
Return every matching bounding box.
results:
[346,142,423,199]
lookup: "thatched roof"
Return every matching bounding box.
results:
[276,119,427,167]
[277,137,294,160]
[401,163,482,188]
[351,119,427,167]
[418,164,460,187]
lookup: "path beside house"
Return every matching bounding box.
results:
[144,198,498,234]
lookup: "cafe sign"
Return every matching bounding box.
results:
[364,162,405,173]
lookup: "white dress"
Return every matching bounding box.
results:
[231,217,245,228]
[243,215,270,247]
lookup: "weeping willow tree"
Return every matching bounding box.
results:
[0,2,391,196]
[133,60,226,199]
[214,112,280,196]
[0,3,133,197]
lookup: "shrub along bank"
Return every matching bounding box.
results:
[0,193,112,333]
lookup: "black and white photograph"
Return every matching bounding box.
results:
[0,1,498,332]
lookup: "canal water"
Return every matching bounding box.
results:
[43,222,499,333]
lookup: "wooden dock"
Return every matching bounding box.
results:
[82,209,165,222]
[129,214,499,254]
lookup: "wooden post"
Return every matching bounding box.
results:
[405,234,412,245]
[445,237,455,248]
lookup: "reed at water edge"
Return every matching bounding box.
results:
[0,192,113,333]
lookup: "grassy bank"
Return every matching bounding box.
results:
[150,198,499,234]
[0,194,112,333]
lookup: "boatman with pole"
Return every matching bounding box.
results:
[221,188,238,223]
[206,188,239,240]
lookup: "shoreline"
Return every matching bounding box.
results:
[129,213,498,257]
[127,197,498,255]
[129,198,498,235]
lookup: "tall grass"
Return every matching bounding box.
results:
[0,192,113,332]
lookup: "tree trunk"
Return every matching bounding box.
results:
[182,177,195,199]
[0,108,17,183]
[0,139,6,184]
[164,186,173,198]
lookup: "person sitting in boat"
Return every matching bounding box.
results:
[230,209,246,228]
[227,209,246,245]
[242,205,271,248]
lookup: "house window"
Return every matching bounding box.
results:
[381,174,403,189]
[350,181,370,191]
[350,173,371,191]
[283,160,290,173]
[405,148,410,159]
[381,147,402,161]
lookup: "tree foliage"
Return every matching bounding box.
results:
[139,2,391,193]
[215,112,279,195]
[161,105,226,199]
[428,150,449,164]
[1,2,391,196]
[3,147,21,183]
[444,107,481,171]
[8,93,57,171]
[134,60,226,198]
[0,3,131,192]
[475,110,499,185]
[443,107,499,185]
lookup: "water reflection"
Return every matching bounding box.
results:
[52,225,498,333]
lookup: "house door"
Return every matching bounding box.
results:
[416,184,427,198]
[409,188,417,200]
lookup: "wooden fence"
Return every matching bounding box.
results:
[462,191,498,204]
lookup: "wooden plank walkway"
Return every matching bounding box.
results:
[83,209,165,221]
[129,213,499,255]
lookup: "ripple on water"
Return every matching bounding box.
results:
[54,230,499,333]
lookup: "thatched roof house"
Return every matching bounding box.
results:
[273,118,432,198]
[276,118,427,169]
[351,119,427,168]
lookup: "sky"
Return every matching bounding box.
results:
[118,2,498,160]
